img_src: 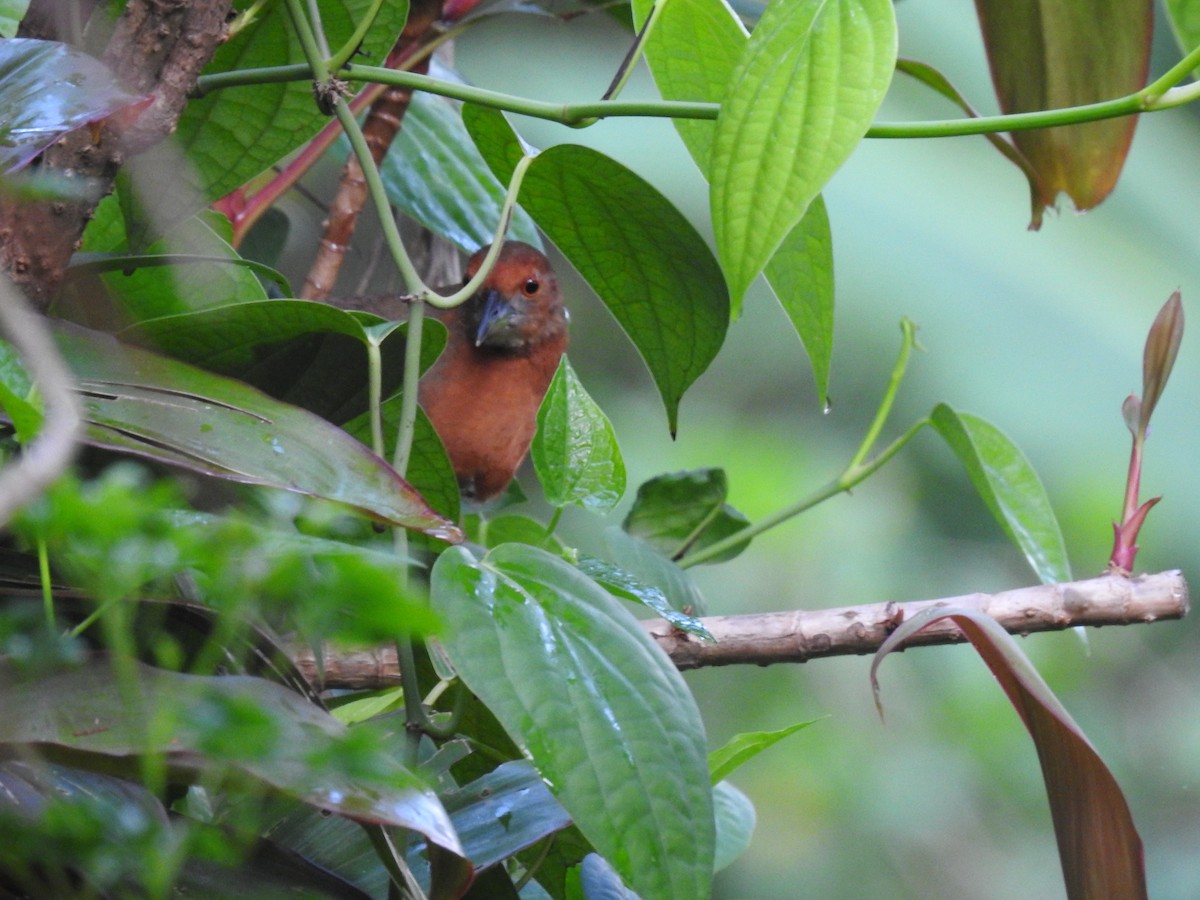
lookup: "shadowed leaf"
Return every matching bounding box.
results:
[974,0,1153,227]
[872,607,1146,899]
[623,469,749,564]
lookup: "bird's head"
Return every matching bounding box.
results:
[462,241,568,352]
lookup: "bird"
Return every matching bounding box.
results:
[332,241,569,502]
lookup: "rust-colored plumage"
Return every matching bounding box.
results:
[333,241,568,501]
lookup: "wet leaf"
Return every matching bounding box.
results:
[432,543,715,899]
[872,607,1146,900]
[975,0,1153,227]
[0,38,146,174]
[574,552,712,640]
[930,404,1069,584]
[532,357,625,514]
[49,322,459,539]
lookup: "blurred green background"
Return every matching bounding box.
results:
[444,1,1200,897]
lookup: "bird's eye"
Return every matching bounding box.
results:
[523,278,540,296]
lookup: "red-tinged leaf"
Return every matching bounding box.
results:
[48,322,460,540]
[872,607,1147,900]
[974,0,1153,228]
[1139,290,1184,432]
[0,38,148,174]
[1109,496,1161,574]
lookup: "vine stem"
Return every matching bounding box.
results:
[197,48,1200,137]
[680,321,926,569]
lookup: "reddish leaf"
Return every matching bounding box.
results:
[872,607,1146,900]
[974,0,1153,228]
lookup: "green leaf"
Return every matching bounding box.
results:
[0,38,145,174]
[0,337,41,440]
[476,514,562,552]
[975,0,1152,227]
[432,543,715,900]
[464,105,729,435]
[872,608,1146,899]
[532,357,625,514]
[176,0,410,202]
[573,553,713,641]
[710,0,896,306]
[602,526,708,617]
[51,322,459,539]
[0,0,28,38]
[0,656,464,858]
[623,469,750,563]
[708,721,819,785]
[378,89,541,252]
[1165,0,1200,66]
[930,404,1069,584]
[634,0,835,403]
[712,780,756,873]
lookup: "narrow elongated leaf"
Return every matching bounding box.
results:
[0,657,465,858]
[708,721,819,785]
[432,543,715,900]
[930,404,1069,584]
[710,0,895,305]
[872,608,1147,899]
[50,322,459,539]
[573,553,713,640]
[602,526,708,617]
[974,0,1152,227]
[532,357,625,513]
[634,0,836,402]
[463,105,729,434]
[0,38,146,174]
[623,469,749,563]
[176,0,410,202]
[378,90,541,252]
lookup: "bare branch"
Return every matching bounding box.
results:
[292,570,1189,688]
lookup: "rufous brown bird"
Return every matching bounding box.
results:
[333,241,568,502]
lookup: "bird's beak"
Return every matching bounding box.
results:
[474,288,516,347]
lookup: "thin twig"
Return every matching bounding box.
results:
[291,570,1188,687]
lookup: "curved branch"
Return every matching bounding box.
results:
[292,570,1189,687]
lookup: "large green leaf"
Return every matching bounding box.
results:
[0,38,145,174]
[463,105,729,435]
[634,0,836,403]
[974,0,1152,227]
[378,89,541,253]
[873,608,1146,899]
[622,468,749,564]
[930,404,1069,584]
[1165,0,1200,65]
[0,657,465,859]
[709,0,895,306]
[50,322,459,539]
[176,0,410,202]
[432,543,715,900]
[532,356,625,514]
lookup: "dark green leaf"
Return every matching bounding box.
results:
[930,404,1069,584]
[708,721,818,784]
[432,543,715,899]
[51,322,459,539]
[0,656,464,856]
[464,105,729,435]
[975,0,1152,227]
[872,607,1146,900]
[710,0,896,305]
[0,38,145,174]
[532,357,625,513]
[378,89,541,252]
[623,469,749,563]
[602,526,708,617]
[177,0,410,202]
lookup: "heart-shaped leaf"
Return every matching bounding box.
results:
[710,0,895,305]
[930,404,1069,584]
[623,468,750,563]
[872,608,1146,899]
[432,543,715,899]
[532,356,625,514]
